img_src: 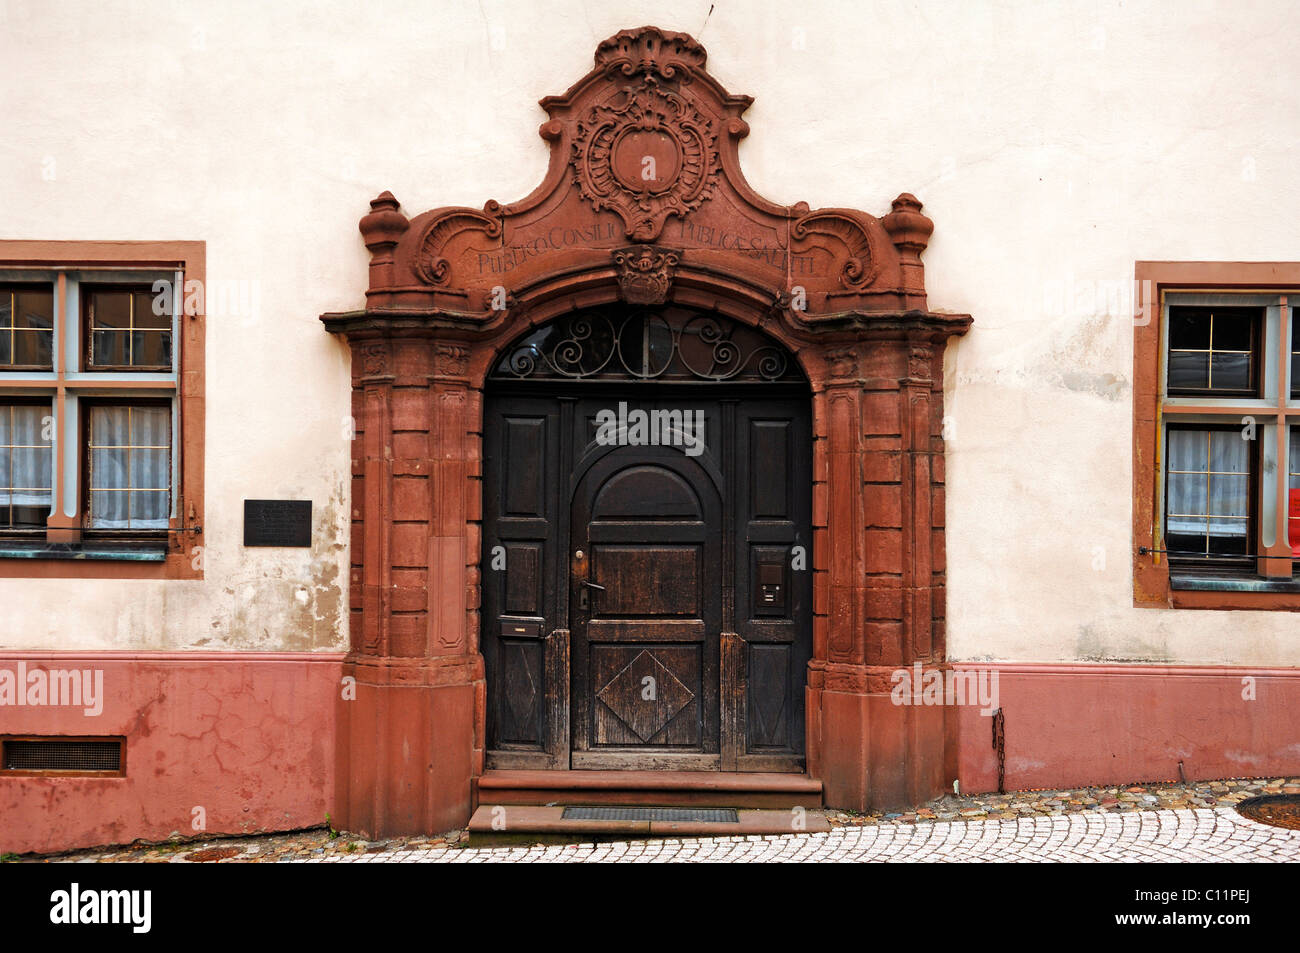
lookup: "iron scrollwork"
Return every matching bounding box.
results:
[491,307,801,384]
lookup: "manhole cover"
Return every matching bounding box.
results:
[1236,794,1300,830]
[561,807,739,823]
[184,846,242,862]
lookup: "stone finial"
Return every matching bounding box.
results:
[359,191,409,251]
[882,193,933,303]
[881,193,933,253]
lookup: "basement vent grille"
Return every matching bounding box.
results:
[2,738,122,773]
[561,807,739,823]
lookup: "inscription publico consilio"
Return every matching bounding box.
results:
[243,500,312,548]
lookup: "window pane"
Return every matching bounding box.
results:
[1207,527,1249,555]
[132,491,169,527]
[1166,305,1260,395]
[1169,310,1210,349]
[130,448,169,492]
[1209,352,1250,391]
[91,491,129,528]
[1168,351,1209,390]
[0,405,53,528]
[1167,472,1208,528]
[1210,311,1254,351]
[1290,430,1300,491]
[88,405,170,530]
[2,287,55,369]
[133,291,170,330]
[1210,473,1249,518]
[13,291,53,331]
[90,447,128,489]
[91,405,128,445]
[1293,319,1299,400]
[88,289,171,367]
[1290,430,1300,552]
[13,330,53,367]
[1208,429,1249,472]
[131,330,171,367]
[92,329,129,366]
[1166,427,1251,560]
[1166,532,1208,556]
[91,291,131,329]
[130,405,170,445]
[1167,428,1210,473]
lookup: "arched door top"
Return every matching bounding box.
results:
[488,305,808,386]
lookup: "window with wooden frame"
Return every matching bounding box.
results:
[1134,262,1300,609]
[0,241,204,579]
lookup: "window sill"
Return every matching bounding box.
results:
[0,541,167,562]
[1169,570,1300,594]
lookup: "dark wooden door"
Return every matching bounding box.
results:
[482,333,812,773]
[569,444,723,769]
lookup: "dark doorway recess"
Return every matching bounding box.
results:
[482,306,812,772]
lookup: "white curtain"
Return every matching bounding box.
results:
[0,405,52,517]
[1166,429,1248,538]
[90,405,169,529]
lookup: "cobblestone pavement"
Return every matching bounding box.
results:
[827,776,1300,826]
[19,776,1300,863]
[301,807,1300,863]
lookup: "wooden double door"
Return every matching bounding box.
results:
[482,388,811,772]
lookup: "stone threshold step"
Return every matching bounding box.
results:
[468,805,830,846]
[476,770,823,808]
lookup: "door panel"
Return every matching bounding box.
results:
[481,398,565,768]
[733,401,812,769]
[570,444,722,768]
[592,545,701,616]
[482,387,811,773]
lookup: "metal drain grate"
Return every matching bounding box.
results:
[561,807,739,823]
[2,738,123,773]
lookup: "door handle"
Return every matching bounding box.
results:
[577,579,605,610]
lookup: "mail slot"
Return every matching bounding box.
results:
[757,562,785,611]
[500,620,541,638]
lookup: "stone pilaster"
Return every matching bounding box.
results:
[335,329,484,837]
[807,317,967,813]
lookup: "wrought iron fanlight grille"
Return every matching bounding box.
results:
[489,306,804,384]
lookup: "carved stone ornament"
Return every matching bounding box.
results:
[572,82,720,242]
[435,342,471,377]
[332,25,975,331]
[360,343,388,376]
[611,245,681,305]
[908,345,933,381]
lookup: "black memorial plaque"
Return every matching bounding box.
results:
[243,499,312,547]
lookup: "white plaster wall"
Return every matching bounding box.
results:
[1,0,1297,664]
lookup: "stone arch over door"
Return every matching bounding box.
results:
[322,25,971,837]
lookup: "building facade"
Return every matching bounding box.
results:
[1,1,1297,853]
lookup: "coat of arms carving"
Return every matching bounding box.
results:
[611,245,682,305]
[572,80,720,242]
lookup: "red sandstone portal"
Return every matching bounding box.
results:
[322,26,971,836]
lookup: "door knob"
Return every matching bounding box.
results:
[580,580,606,591]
